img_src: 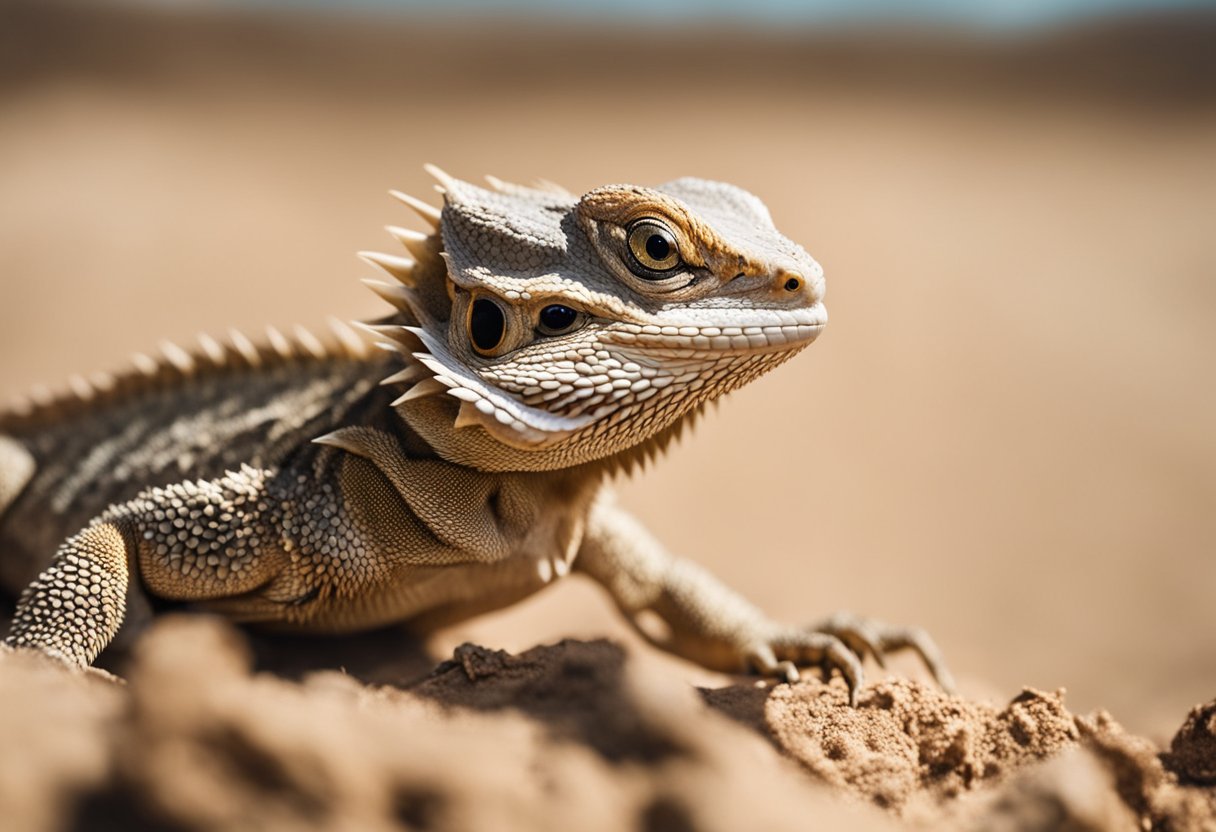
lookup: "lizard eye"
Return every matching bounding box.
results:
[626,219,681,275]
[468,296,507,356]
[537,304,581,336]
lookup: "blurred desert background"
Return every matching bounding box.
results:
[0,0,1213,778]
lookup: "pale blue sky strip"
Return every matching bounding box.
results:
[219,0,1215,30]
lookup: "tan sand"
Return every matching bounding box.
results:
[0,3,1214,829]
[1,617,1213,831]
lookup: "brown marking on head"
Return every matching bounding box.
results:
[577,185,766,285]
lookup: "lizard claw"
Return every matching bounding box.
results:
[810,612,955,694]
[741,614,953,705]
[747,632,866,705]
[811,612,887,669]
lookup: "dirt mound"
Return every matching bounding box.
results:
[0,616,1211,832]
[708,679,1079,807]
[708,677,1216,830]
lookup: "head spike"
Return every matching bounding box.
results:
[483,174,564,199]
[360,278,415,311]
[312,428,373,456]
[357,250,417,286]
[379,364,427,387]
[385,225,434,261]
[312,431,361,453]
[391,377,448,406]
[533,178,572,196]
[453,400,486,430]
[389,190,441,229]
[423,163,459,193]
[351,321,421,351]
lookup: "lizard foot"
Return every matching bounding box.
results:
[745,613,954,706]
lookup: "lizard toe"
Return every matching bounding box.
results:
[875,625,955,693]
[809,611,888,669]
[769,630,866,706]
[811,612,955,693]
[745,644,800,684]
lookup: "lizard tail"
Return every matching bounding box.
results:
[0,435,34,524]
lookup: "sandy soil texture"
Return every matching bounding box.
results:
[1,618,1214,831]
[0,3,1214,829]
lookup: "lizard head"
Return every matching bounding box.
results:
[360,166,826,472]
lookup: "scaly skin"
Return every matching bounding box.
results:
[0,167,951,702]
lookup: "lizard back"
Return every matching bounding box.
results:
[0,332,392,593]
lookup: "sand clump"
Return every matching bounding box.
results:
[1167,701,1216,786]
[0,616,1211,832]
[724,681,1081,807]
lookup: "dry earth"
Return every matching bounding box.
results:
[0,618,1214,831]
[0,3,1214,830]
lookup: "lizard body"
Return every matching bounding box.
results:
[0,168,950,701]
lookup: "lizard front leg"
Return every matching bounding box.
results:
[4,521,132,666]
[4,466,288,667]
[576,495,953,704]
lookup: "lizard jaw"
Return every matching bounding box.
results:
[605,304,827,357]
[369,300,828,456]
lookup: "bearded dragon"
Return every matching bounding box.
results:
[0,167,950,703]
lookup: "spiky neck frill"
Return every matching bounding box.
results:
[354,236,706,473]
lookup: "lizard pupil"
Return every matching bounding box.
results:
[539,304,578,333]
[469,297,506,354]
[645,234,670,262]
[626,219,681,275]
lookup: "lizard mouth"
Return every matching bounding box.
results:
[603,307,827,356]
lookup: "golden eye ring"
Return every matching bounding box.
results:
[626,219,681,275]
